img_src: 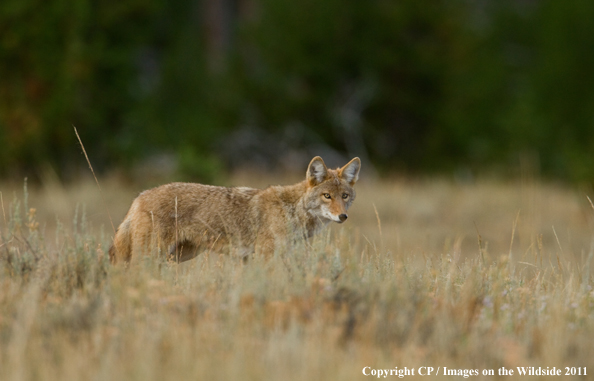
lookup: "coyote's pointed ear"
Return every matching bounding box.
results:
[339,157,361,185]
[306,156,328,186]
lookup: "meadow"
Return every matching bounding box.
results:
[0,172,593,380]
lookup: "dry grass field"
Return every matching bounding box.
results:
[0,173,593,380]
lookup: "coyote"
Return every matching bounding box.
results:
[109,156,361,263]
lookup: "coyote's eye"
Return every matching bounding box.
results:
[342,193,349,200]
[323,193,331,199]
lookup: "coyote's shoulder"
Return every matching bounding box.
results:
[109,156,361,263]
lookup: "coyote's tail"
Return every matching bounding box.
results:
[109,219,132,264]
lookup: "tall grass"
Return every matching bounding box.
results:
[0,178,592,380]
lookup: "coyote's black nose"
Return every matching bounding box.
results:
[339,214,348,222]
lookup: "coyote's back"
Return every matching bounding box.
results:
[109,156,361,263]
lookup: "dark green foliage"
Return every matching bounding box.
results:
[430,0,594,180]
[0,0,160,176]
[2,0,594,181]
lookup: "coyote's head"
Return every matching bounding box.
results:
[305,156,361,223]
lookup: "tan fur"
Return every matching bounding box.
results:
[109,156,361,263]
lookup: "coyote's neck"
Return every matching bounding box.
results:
[292,181,328,237]
[257,180,327,239]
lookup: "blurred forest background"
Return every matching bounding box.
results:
[2,0,594,182]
